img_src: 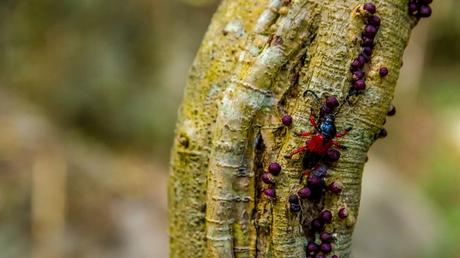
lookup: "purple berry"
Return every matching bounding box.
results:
[387,105,396,116]
[298,187,312,199]
[307,242,319,253]
[338,207,348,219]
[408,2,418,14]
[363,3,376,14]
[320,104,333,116]
[268,162,282,176]
[362,46,373,56]
[320,232,333,242]
[282,114,293,126]
[316,255,326,258]
[262,173,275,184]
[307,175,322,188]
[352,70,365,81]
[418,5,432,18]
[288,194,299,204]
[378,128,388,138]
[379,67,389,77]
[290,203,301,212]
[328,181,343,194]
[325,96,339,108]
[363,25,378,38]
[264,188,276,199]
[326,148,341,162]
[421,0,433,3]
[350,59,362,71]
[353,79,366,90]
[361,53,371,64]
[332,256,339,258]
[361,36,374,47]
[311,218,324,231]
[320,242,332,253]
[368,15,381,27]
[320,210,333,223]
[357,54,367,65]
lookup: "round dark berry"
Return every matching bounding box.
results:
[418,5,432,17]
[262,173,275,184]
[264,188,276,199]
[368,15,381,27]
[320,104,333,116]
[320,210,333,223]
[328,181,343,194]
[379,67,389,77]
[363,46,373,56]
[307,175,323,188]
[363,25,378,38]
[332,256,339,258]
[281,114,293,126]
[326,148,341,162]
[421,0,433,3]
[316,255,326,258]
[350,59,363,71]
[408,2,418,14]
[378,128,388,138]
[288,194,299,204]
[320,242,332,253]
[357,54,367,65]
[320,232,333,242]
[387,105,396,116]
[361,52,371,63]
[298,187,312,199]
[352,70,365,81]
[363,3,376,14]
[325,96,339,108]
[338,207,348,219]
[311,218,324,231]
[307,242,319,253]
[268,162,282,176]
[361,36,374,47]
[290,203,301,212]
[353,79,366,91]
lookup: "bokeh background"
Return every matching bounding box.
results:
[0,1,458,258]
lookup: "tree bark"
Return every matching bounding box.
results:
[169,0,419,257]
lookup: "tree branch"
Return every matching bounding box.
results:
[169,0,421,257]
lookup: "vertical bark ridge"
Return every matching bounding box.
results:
[169,1,270,257]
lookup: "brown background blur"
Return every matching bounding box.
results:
[0,1,458,258]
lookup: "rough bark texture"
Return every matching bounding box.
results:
[169,0,418,257]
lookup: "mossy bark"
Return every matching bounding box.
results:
[169,0,418,257]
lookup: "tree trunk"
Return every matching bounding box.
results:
[169,0,421,257]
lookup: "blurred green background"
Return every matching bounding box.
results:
[0,1,458,258]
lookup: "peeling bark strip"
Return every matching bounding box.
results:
[169,0,422,257]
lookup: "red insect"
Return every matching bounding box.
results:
[289,95,351,168]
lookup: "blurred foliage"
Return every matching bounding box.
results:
[0,0,216,161]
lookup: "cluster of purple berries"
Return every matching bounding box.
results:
[408,0,432,18]
[349,3,385,96]
[262,162,282,199]
[304,207,349,258]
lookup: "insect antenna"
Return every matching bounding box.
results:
[303,90,321,104]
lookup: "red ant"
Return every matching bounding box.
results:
[288,91,351,168]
